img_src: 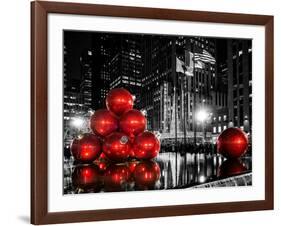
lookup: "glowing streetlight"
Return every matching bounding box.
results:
[71,117,84,128]
[198,175,207,183]
[196,109,211,143]
[196,109,208,122]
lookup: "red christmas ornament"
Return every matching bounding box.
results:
[97,152,108,161]
[128,160,138,174]
[133,131,160,160]
[103,164,131,192]
[106,88,134,116]
[102,132,131,162]
[72,164,101,192]
[218,159,248,177]
[133,160,160,189]
[119,109,146,137]
[96,161,108,172]
[217,127,248,159]
[128,140,137,158]
[90,109,118,137]
[70,133,102,162]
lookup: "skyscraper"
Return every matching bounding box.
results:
[141,36,222,142]
[91,34,112,109]
[80,49,93,109]
[109,34,143,109]
[227,39,252,133]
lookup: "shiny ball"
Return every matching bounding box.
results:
[217,127,248,159]
[119,109,146,137]
[96,161,108,172]
[128,160,138,174]
[72,164,101,192]
[218,159,248,177]
[70,133,102,162]
[103,164,131,192]
[133,160,160,189]
[90,109,118,137]
[133,131,160,160]
[106,88,134,116]
[102,132,131,162]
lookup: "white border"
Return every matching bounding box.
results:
[48,14,265,212]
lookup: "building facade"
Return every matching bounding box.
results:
[227,39,252,133]
[141,36,225,142]
[108,34,143,109]
[91,34,112,109]
[80,49,93,109]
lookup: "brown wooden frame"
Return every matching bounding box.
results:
[31,1,274,224]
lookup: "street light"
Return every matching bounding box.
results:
[196,109,208,123]
[71,117,84,129]
[196,109,209,143]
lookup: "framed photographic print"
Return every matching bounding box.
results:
[31,1,274,224]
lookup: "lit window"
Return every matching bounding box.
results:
[218,126,222,133]
[218,116,221,121]
[223,115,227,121]
[213,127,217,133]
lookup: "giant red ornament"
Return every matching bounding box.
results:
[90,109,118,137]
[128,160,138,174]
[103,164,131,192]
[106,88,134,116]
[96,161,108,172]
[133,160,160,189]
[217,127,248,159]
[119,109,146,137]
[218,159,248,177]
[70,133,102,162]
[102,132,131,162]
[72,164,101,192]
[133,131,160,160]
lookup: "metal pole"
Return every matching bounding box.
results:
[193,49,197,145]
[202,121,205,143]
[183,70,187,146]
[172,38,178,149]
[174,86,178,146]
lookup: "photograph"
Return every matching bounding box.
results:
[63,31,253,194]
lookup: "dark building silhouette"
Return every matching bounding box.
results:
[91,34,112,109]
[80,49,93,109]
[108,34,144,109]
[227,39,252,133]
[211,61,229,135]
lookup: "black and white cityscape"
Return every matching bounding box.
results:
[63,31,252,194]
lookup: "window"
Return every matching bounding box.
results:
[213,127,217,133]
[218,126,222,133]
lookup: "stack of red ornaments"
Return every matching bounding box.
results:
[70,88,160,163]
